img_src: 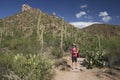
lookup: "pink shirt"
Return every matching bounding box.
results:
[71,47,78,57]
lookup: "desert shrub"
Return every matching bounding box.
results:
[1,53,54,80]
[103,37,120,66]
[73,31,99,58]
[63,38,74,51]
[85,50,104,69]
[51,47,63,58]
[1,35,40,54]
[0,52,15,79]
[81,35,105,68]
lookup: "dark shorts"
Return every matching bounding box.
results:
[72,56,77,62]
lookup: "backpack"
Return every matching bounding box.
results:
[77,53,80,57]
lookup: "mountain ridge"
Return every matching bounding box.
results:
[82,24,120,38]
[0,4,75,36]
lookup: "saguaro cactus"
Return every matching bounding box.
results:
[37,12,44,55]
[0,30,3,44]
[40,25,44,54]
[60,18,64,49]
[64,22,67,40]
[37,12,42,42]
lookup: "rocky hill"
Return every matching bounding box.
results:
[0,4,77,54]
[82,24,120,38]
[0,4,75,37]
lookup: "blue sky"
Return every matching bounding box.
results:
[0,0,120,28]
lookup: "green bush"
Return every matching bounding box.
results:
[63,38,73,51]
[1,53,54,80]
[0,52,14,79]
[85,50,104,69]
[103,37,120,66]
[51,48,63,58]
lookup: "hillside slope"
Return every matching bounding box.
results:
[0,4,77,54]
[82,24,120,38]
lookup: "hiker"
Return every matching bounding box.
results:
[71,44,78,69]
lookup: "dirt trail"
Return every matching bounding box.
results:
[54,56,101,80]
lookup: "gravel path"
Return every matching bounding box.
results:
[54,56,101,80]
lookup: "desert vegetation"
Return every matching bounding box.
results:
[0,5,120,80]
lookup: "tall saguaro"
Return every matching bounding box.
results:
[60,19,64,49]
[40,25,44,54]
[37,12,44,55]
[64,22,67,40]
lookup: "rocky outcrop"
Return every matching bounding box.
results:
[22,4,32,11]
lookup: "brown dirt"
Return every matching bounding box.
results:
[54,56,119,80]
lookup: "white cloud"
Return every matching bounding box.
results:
[76,11,87,18]
[70,21,101,28]
[99,11,111,22]
[99,11,108,17]
[102,16,111,22]
[80,5,88,8]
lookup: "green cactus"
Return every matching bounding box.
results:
[37,12,45,55]
[85,36,104,69]
[60,18,64,49]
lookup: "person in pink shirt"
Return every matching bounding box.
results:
[71,43,78,69]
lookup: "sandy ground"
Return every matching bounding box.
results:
[54,69,102,80]
[54,56,120,80]
[54,56,101,80]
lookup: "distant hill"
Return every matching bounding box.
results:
[82,24,120,38]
